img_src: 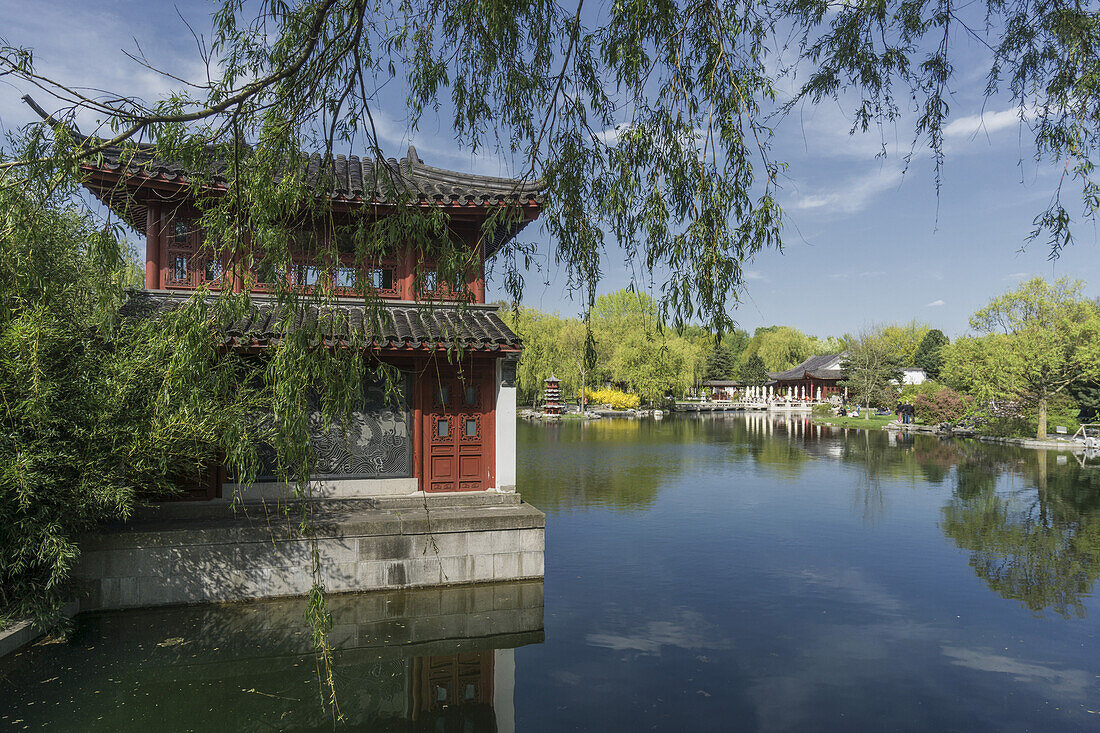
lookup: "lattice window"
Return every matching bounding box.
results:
[416,267,470,301]
[204,259,225,283]
[164,217,227,289]
[165,218,199,287]
[461,416,481,440]
[335,266,358,289]
[295,264,322,287]
[250,254,288,292]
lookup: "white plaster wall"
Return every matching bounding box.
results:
[902,368,928,385]
[494,648,516,733]
[495,358,517,492]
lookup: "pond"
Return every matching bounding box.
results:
[3,414,1100,731]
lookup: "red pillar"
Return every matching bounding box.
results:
[400,247,416,300]
[145,206,161,289]
[232,232,247,293]
[469,248,486,303]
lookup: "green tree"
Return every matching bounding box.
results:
[841,332,904,408]
[1067,381,1100,422]
[740,353,768,386]
[704,345,735,381]
[0,170,273,627]
[877,321,931,365]
[808,335,848,356]
[969,277,1100,438]
[913,328,949,379]
[739,326,812,372]
[506,306,582,403]
[940,334,1013,404]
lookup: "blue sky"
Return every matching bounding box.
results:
[1,0,1095,338]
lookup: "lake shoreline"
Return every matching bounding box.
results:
[811,415,1089,453]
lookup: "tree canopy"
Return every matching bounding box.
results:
[913,328,949,379]
[946,277,1100,438]
[842,331,904,408]
[2,0,1098,330]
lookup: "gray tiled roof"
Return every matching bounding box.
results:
[87,143,543,206]
[82,143,542,257]
[768,353,846,381]
[123,291,520,351]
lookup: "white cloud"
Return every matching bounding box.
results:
[926,299,945,307]
[0,2,211,133]
[744,269,766,281]
[594,124,629,145]
[587,612,730,657]
[829,270,886,280]
[1005,272,1030,279]
[941,646,1093,700]
[944,107,1032,139]
[791,164,904,214]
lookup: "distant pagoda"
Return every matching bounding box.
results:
[543,376,562,415]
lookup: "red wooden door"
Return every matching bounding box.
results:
[425,371,491,492]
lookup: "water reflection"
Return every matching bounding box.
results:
[782,420,1100,616]
[524,414,1100,618]
[941,450,1100,618]
[0,580,544,731]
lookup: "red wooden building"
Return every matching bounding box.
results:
[768,353,847,401]
[84,143,540,498]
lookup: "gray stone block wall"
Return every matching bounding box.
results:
[75,504,545,611]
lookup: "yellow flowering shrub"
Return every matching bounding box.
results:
[583,387,641,410]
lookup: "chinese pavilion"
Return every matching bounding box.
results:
[81,141,541,499]
[768,353,847,401]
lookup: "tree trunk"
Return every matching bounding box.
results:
[1037,394,1048,440]
[579,362,587,414]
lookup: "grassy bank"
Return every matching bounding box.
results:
[813,413,895,429]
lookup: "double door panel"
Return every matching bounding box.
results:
[425,371,492,492]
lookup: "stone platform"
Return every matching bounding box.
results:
[75,492,545,611]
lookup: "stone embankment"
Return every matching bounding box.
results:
[73,492,544,612]
[886,421,1088,452]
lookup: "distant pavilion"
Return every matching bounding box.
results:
[768,354,846,401]
[701,379,742,401]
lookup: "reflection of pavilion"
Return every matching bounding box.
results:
[412,650,516,731]
[0,581,543,732]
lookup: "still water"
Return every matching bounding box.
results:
[3,414,1100,731]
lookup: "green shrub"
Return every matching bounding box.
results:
[912,386,973,424]
[812,403,834,418]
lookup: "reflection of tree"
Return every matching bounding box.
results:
[518,418,717,510]
[941,453,1100,618]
